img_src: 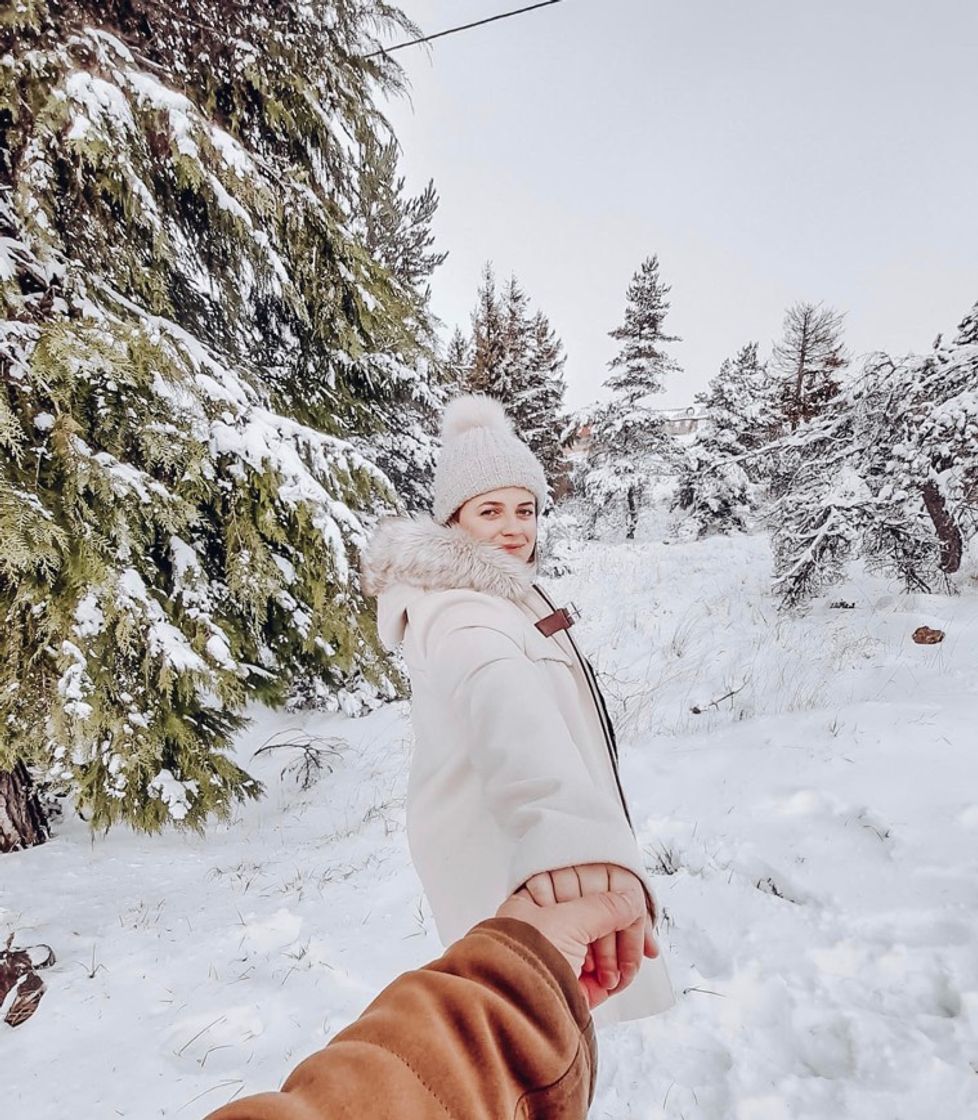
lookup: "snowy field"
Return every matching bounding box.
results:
[4,523,978,1119]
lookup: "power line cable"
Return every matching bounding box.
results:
[363,1,564,59]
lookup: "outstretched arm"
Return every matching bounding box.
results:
[205,892,644,1120]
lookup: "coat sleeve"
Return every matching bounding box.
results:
[424,600,650,895]
[203,918,595,1120]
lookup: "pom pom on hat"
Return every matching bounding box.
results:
[441,395,514,441]
[432,394,549,524]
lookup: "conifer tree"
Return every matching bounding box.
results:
[673,438,753,539]
[468,264,508,398]
[863,305,978,579]
[606,255,682,401]
[673,341,783,538]
[463,265,567,496]
[0,0,434,845]
[353,133,448,511]
[582,255,680,539]
[771,302,849,429]
[517,309,568,485]
[496,277,567,484]
[443,328,472,392]
[358,137,446,314]
[770,301,978,607]
[497,275,532,404]
[703,342,782,470]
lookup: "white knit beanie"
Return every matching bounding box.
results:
[432,395,549,524]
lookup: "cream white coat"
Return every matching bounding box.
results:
[362,515,674,1022]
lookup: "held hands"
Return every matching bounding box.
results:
[520,864,659,998]
[496,889,645,1009]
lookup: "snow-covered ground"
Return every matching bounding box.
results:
[4,524,978,1119]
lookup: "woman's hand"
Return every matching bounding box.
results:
[522,864,659,996]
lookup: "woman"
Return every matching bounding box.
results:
[361,396,673,1022]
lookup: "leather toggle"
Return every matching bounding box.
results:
[534,604,580,637]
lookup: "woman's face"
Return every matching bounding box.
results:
[455,487,537,563]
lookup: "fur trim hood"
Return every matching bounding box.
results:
[361,515,534,600]
[361,516,535,648]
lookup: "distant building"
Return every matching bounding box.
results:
[566,406,707,456]
[655,405,707,437]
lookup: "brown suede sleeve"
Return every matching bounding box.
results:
[204,917,596,1120]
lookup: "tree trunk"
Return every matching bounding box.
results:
[792,357,805,429]
[790,324,811,431]
[0,762,49,853]
[625,486,638,540]
[920,480,963,573]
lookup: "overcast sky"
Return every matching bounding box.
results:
[381,0,978,411]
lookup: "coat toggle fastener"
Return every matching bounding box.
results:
[534,604,580,638]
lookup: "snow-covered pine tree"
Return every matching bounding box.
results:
[771,302,849,429]
[706,342,782,472]
[467,263,508,398]
[463,267,567,498]
[767,407,871,609]
[353,136,448,511]
[357,137,447,317]
[517,309,568,487]
[770,301,978,608]
[582,255,680,539]
[443,327,472,393]
[767,381,942,610]
[864,303,978,579]
[673,436,752,538]
[673,341,781,537]
[497,277,567,486]
[0,0,434,846]
[489,274,535,425]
